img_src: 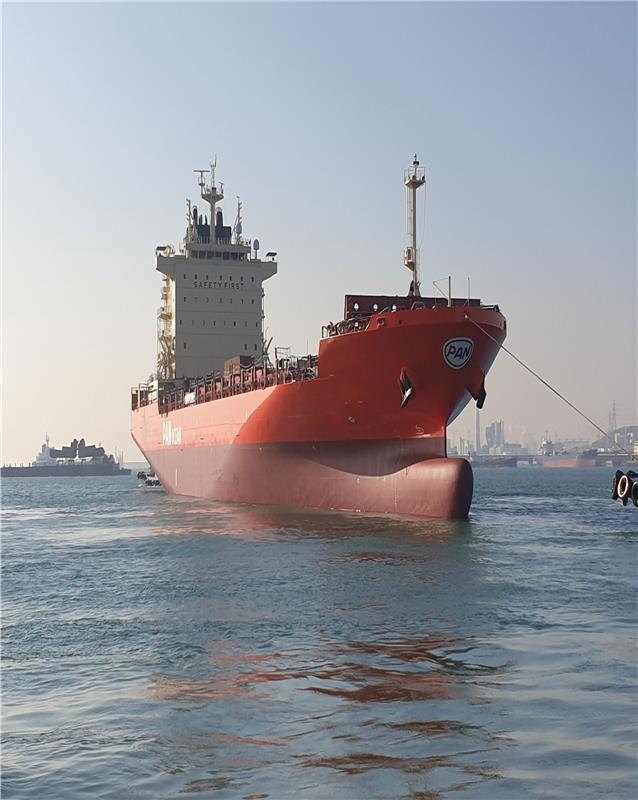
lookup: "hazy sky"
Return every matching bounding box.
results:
[2,1,636,464]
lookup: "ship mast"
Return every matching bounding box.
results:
[404,155,426,296]
[234,196,243,244]
[195,158,224,243]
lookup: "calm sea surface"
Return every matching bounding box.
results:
[2,467,637,799]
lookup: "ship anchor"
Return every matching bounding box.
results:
[398,369,414,408]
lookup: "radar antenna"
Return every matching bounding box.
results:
[193,168,210,189]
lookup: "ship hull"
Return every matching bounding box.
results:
[133,437,473,518]
[535,456,597,468]
[132,305,505,519]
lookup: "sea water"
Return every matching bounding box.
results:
[2,468,636,799]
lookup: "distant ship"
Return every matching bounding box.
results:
[1,436,131,477]
[131,157,506,518]
[534,440,597,468]
[470,455,518,468]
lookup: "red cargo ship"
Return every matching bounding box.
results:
[131,158,506,518]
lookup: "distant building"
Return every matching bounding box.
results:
[485,420,505,451]
[591,425,637,454]
[458,437,472,456]
[501,442,526,455]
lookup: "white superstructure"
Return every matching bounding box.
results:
[156,161,277,380]
[34,435,56,466]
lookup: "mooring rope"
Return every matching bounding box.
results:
[465,314,631,455]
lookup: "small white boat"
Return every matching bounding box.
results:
[136,470,163,489]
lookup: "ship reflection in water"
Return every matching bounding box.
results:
[146,632,506,795]
[141,499,508,797]
[149,497,473,541]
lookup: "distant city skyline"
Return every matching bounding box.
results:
[451,412,636,457]
[2,1,636,464]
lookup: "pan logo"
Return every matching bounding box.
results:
[443,338,474,369]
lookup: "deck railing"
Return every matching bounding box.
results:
[131,355,319,414]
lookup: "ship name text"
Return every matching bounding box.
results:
[162,420,182,446]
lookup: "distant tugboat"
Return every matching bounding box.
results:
[1,436,131,477]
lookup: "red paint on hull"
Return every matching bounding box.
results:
[136,441,474,518]
[536,458,597,468]
[132,305,505,519]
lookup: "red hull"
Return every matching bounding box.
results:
[536,457,597,468]
[132,305,506,518]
